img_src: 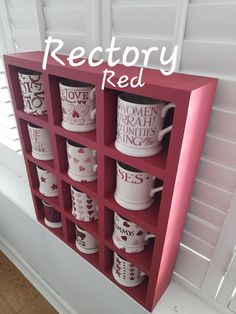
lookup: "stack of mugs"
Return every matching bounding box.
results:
[112,93,175,287]
[18,70,61,228]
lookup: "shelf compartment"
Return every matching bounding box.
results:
[33,195,64,241]
[105,237,153,276]
[104,195,159,235]
[60,171,97,198]
[25,153,55,173]
[65,218,100,269]
[32,188,60,211]
[104,247,148,307]
[104,143,166,180]
[47,74,97,142]
[54,125,96,150]
[65,211,99,238]
[16,109,49,129]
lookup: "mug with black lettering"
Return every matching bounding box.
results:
[114,162,163,210]
[18,69,47,115]
[75,225,98,254]
[115,93,175,157]
[112,212,155,253]
[60,79,96,132]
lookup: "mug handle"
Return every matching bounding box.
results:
[90,108,96,120]
[158,102,175,141]
[93,164,98,172]
[89,87,96,100]
[150,176,163,197]
[145,233,155,241]
[92,150,97,157]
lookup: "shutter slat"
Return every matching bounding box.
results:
[185,214,220,246]
[197,158,236,192]
[190,197,226,229]
[182,230,215,259]
[203,134,236,168]
[193,178,232,211]
[174,246,209,287]
[0,125,19,140]
[44,7,84,33]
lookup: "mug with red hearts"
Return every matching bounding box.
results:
[42,201,62,228]
[115,93,175,157]
[36,166,58,197]
[27,123,53,160]
[18,69,47,115]
[75,225,98,254]
[114,162,163,210]
[66,140,97,182]
[71,186,98,222]
[112,212,155,253]
[112,252,145,287]
[60,79,96,132]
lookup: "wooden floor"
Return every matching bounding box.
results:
[0,250,58,314]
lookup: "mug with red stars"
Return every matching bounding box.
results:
[112,252,145,287]
[59,79,96,132]
[42,201,62,228]
[112,212,155,253]
[71,186,98,222]
[36,166,58,197]
[18,69,47,115]
[66,139,97,182]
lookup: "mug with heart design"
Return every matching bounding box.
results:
[27,123,53,160]
[112,252,145,287]
[66,139,97,182]
[75,225,99,254]
[115,93,175,157]
[60,79,96,132]
[71,185,98,222]
[112,212,155,253]
[114,162,163,210]
[42,201,62,228]
[18,69,47,115]
[36,166,58,197]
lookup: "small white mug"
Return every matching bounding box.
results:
[42,201,62,228]
[71,185,98,222]
[115,93,175,157]
[112,252,145,287]
[36,166,58,197]
[27,123,53,160]
[60,79,96,132]
[114,162,163,210]
[112,212,155,253]
[66,140,97,182]
[75,225,98,254]
[18,69,47,115]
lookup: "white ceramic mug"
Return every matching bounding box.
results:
[18,69,47,115]
[27,123,53,160]
[66,140,97,182]
[75,225,98,254]
[36,166,58,197]
[60,79,96,132]
[71,186,98,222]
[115,93,175,157]
[114,162,163,210]
[42,201,62,228]
[112,213,155,253]
[112,252,145,287]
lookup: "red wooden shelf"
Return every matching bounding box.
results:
[4,51,217,312]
